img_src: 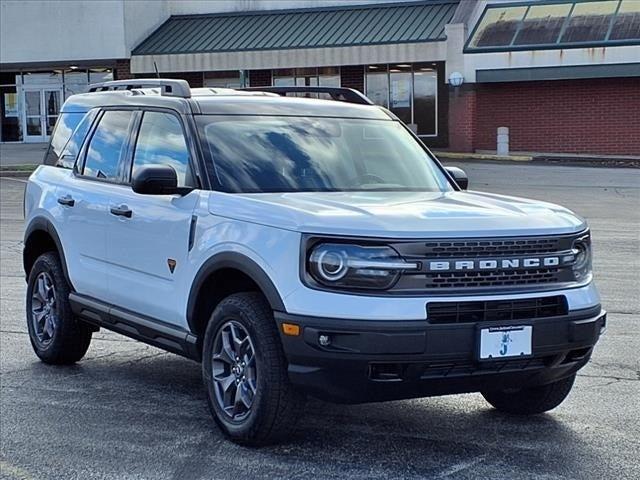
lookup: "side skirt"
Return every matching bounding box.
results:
[69,293,200,361]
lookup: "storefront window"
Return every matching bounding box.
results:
[389,64,412,127]
[366,65,389,108]
[366,63,438,137]
[204,71,240,88]
[1,76,21,142]
[273,68,341,89]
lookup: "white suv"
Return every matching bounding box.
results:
[23,79,606,445]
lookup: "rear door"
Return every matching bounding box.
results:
[104,109,200,326]
[56,109,136,300]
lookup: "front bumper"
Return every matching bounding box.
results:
[275,306,606,403]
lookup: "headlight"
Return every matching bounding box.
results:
[308,243,419,290]
[572,233,592,281]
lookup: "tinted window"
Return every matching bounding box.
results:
[198,116,451,193]
[513,3,572,45]
[609,0,640,40]
[561,1,619,43]
[83,111,134,180]
[44,112,86,166]
[469,6,527,48]
[132,111,193,187]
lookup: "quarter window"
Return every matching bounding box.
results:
[83,110,134,180]
[132,111,193,187]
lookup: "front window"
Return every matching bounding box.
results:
[197,116,451,194]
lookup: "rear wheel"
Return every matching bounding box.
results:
[202,292,304,446]
[26,252,92,364]
[482,374,576,415]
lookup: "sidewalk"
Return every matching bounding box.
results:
[0,143,47,167]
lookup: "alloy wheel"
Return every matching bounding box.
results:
[31,271,57,346]
[211,320,257,421]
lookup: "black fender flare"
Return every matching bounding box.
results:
[186,252,286,334]
[23,216,73,288]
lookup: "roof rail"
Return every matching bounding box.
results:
[88,79,191,98]
[240,86,373,105]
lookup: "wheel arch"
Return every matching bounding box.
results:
[23,217,73,289]
[186,252,285,340]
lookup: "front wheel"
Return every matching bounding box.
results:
[482,374,576,415]
[202,292,304,446]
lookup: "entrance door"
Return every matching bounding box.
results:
[22,88,62,143]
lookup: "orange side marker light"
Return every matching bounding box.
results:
[282,323,300,336]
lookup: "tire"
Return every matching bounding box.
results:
[202,292,304,446]
[25,252,92,364]
[482,374,576,415]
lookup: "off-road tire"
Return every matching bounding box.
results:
[202,292,305,446]
[26,252,92,364]
[482,374,576,415]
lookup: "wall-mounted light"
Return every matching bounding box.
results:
[448,71,464,87]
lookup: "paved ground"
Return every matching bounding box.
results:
[1,162,639,480]
[0,143,47,167]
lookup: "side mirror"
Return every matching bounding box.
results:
[445,166,468,190]
[132,165,179,195]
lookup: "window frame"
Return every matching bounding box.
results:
[124,107,199,188]
[465,0,639,53]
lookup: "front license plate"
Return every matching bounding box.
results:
[479,325,532,360]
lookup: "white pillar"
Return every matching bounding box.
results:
[497,127,509,156]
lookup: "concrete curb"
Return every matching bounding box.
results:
[433,151,533,162]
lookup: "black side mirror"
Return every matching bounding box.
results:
[445,166,469,190]
[132,165,180,195]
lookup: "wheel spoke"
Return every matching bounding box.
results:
[37,276,48,302]
[43,315,55,338]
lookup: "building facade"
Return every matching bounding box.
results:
[1,0,639,156]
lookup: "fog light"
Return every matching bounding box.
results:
[318,334,331,346]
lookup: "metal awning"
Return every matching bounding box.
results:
[133,0,459,57]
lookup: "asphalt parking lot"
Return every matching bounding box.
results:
[1,161,639,480]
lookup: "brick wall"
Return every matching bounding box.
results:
[448,85,476,152]
[473,78,640,156]
[114,59,132,80]
[249,70,272,87]
[340,65,364,92]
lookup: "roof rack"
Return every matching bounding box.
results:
[240,86,374,105]
[88,79,191,98]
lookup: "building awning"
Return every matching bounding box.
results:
[134,1,458,55]
[130,1,458,73]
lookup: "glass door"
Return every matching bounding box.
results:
[22,88,62,143]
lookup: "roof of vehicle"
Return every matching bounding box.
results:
[61,87,393,120]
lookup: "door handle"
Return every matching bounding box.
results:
[57,195,75,207]
[110,205,132,218]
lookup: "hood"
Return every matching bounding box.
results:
[208,190,587,238]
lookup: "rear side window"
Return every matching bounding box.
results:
[131,111,194,187]
[82,111,134,181]
[44,112,88,167]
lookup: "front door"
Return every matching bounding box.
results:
[22,88,63,143]
[105,109,199,327]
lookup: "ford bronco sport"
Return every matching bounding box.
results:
[23,79,606,445]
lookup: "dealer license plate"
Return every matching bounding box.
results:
[479,325,532,360]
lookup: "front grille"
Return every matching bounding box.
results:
[428,268,559,288]
[389,233,584,294]
[422,238,561,258]
[427,295,568,324]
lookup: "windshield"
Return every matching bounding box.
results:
[197,115,452,193]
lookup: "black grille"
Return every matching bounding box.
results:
[389,233,583,293]
[427,295,568,324]
[421,238,561,258]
